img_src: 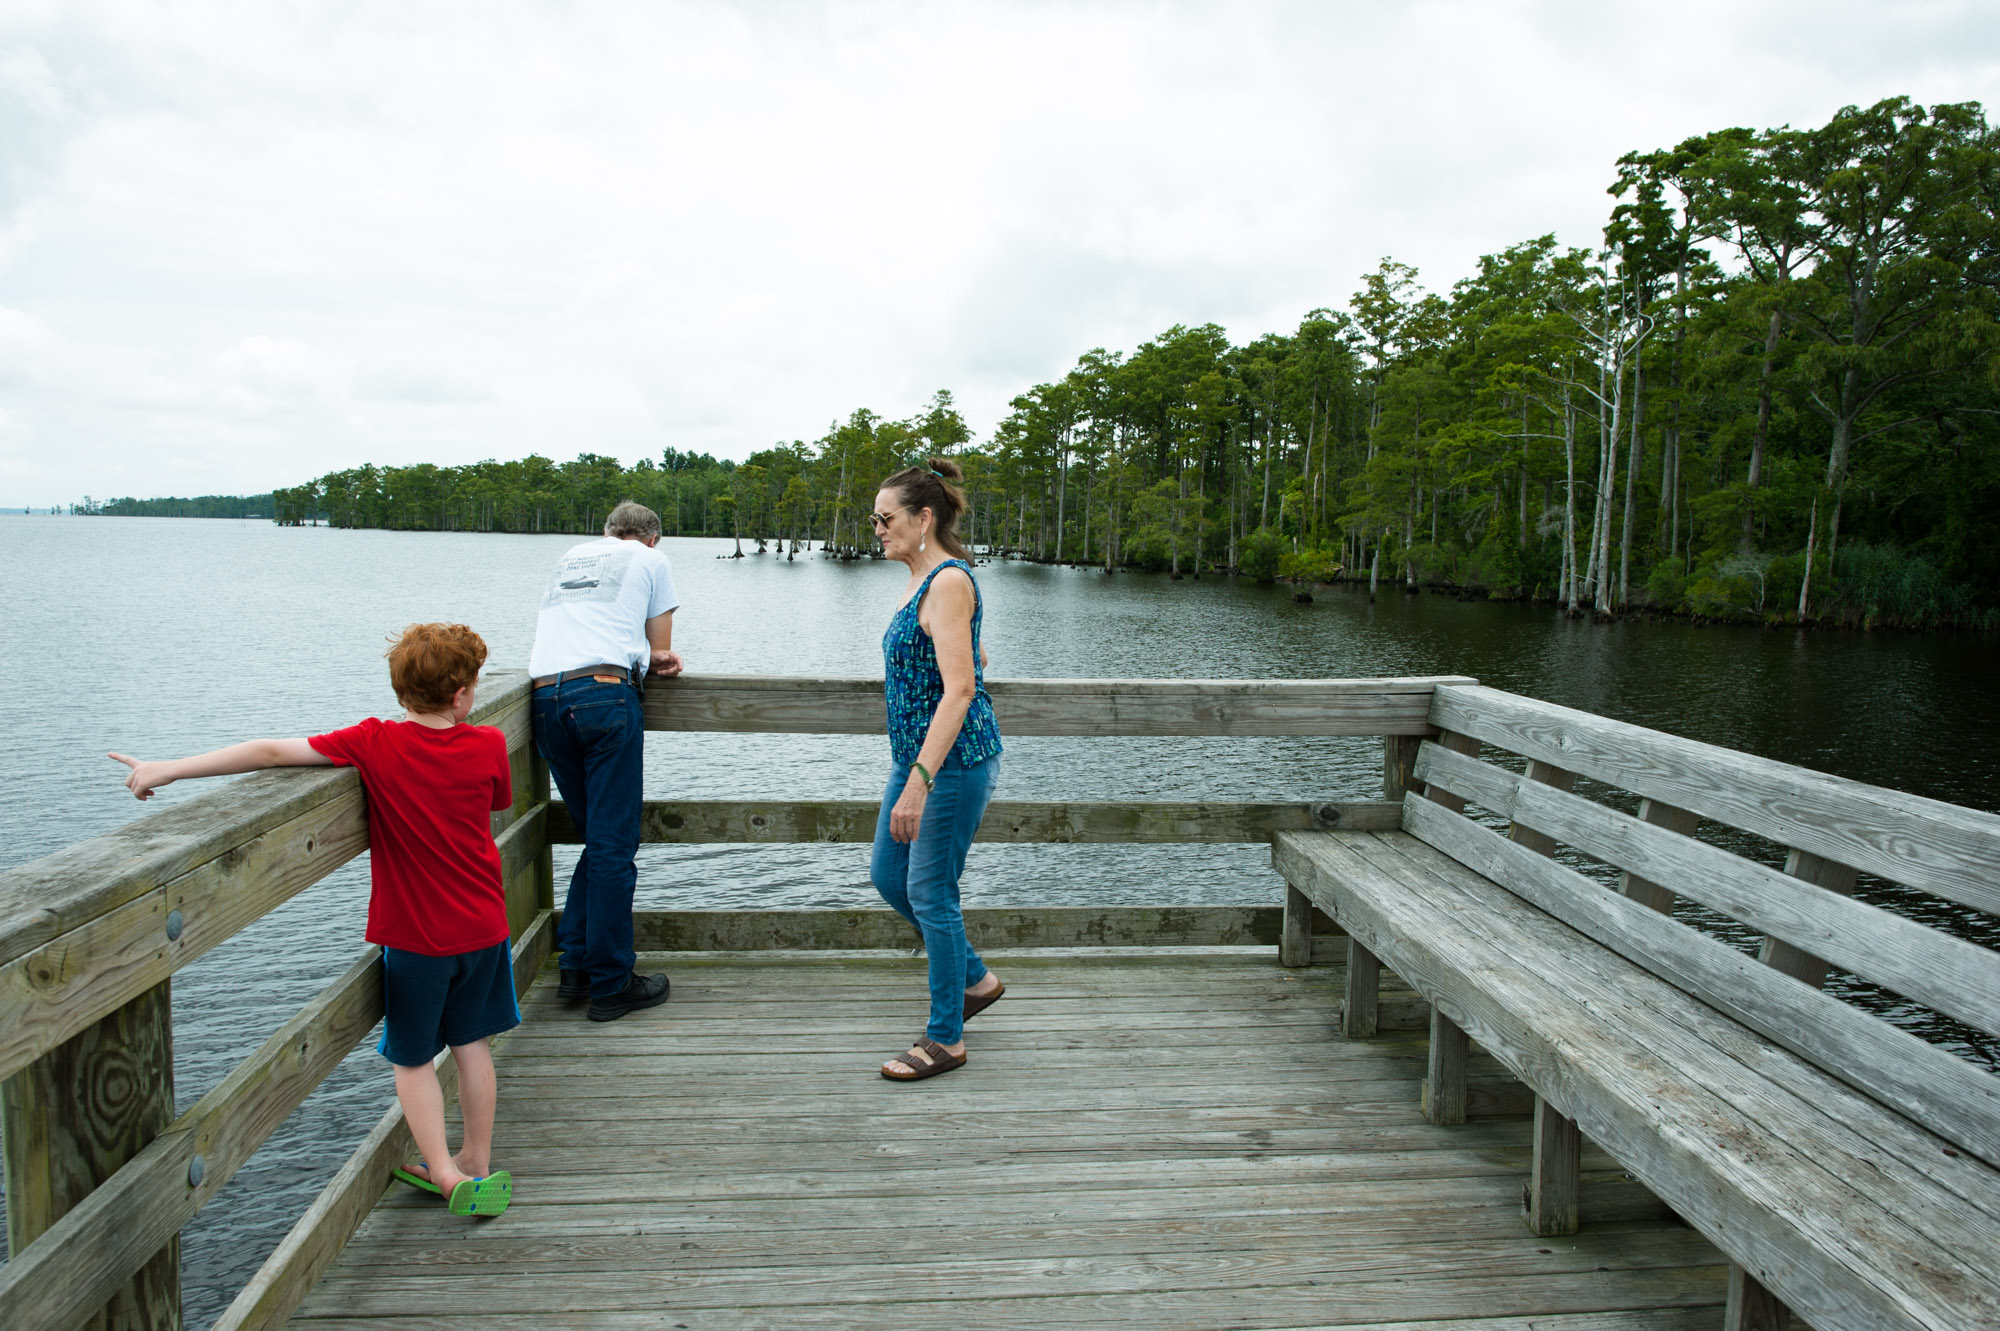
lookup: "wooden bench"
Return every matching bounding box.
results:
[1274,683,2000,1331]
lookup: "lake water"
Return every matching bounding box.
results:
[2,514,1996,1325]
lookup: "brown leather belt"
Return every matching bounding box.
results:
[532,664,638,690]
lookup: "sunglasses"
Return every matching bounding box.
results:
[868,506,908,528]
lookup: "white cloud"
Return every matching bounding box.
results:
[0,0,1996,501]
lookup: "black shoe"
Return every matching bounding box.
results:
[588,972,671,1022]
[557,969,588,1004]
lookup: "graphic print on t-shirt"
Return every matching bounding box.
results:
[542,543,632,608]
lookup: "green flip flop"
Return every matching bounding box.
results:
[446,1170,513,1217]
[392,1163,443,1196]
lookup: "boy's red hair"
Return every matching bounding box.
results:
[387,623,488,711]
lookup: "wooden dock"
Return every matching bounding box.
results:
[295,946,1723,1331]
[6,670,1996,1331]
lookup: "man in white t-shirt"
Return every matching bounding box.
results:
[529,500,684,1021]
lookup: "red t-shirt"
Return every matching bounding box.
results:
[308,718,514,956]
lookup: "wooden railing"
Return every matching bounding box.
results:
[0,672,1467,1331]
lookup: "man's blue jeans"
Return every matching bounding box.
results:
[533,678,644,999]
[871,753,1001,1045]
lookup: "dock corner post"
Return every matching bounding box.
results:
[2,982,180,1329]
[1724,1263,1792,1331]
[1342,938,1380,1037]
[1280,884,1313,967]
[1382,734,1422,803]
[1526,1095,1581,1236]
[1421,1008,1469,1125]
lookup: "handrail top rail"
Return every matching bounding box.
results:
[644,673,1477,738]
[650,673,1478,692]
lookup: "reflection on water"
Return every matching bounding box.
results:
[1,516,1995,1322]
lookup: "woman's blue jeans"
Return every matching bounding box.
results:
[871,753,1001,1045]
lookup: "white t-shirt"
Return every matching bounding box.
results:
[528,537,681,678]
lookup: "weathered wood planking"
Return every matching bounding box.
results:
[0,950,383,1331]
[630,905,1327,952]
[1276,829,2000,1331]
[1414,743,2000,1040]
[291,949,1719,1329]
[643,673,1473,736]
[214,911,553,1331]
[547,798,1401,846]
[1430,683,2000,916]
[1400,790,2000,1170]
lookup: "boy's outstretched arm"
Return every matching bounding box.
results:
[110,739,333,800]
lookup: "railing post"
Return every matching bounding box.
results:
[1383,735,1422,802]
[2,983,179,1329]
[531,745,556,913]
[1618,799,1698,914]
[1758,850,1858,987]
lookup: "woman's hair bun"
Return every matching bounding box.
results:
[927,456,964,483]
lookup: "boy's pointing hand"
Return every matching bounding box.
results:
[109,752,173,800]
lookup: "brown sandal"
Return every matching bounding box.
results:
[963,977,1005,1020]
[881,1037,965,1081]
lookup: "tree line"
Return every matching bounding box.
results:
[113,95,1998,629]
[89,494,275,519]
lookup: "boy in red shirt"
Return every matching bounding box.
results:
[111,623,519,1217]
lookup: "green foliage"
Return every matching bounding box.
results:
[1685,561,1763,621]
[98,494,275,518]
[1239,528,1285,582]
[1279,546,1344,583]
[1818,543,1986,628]
[1644,559,1688,610]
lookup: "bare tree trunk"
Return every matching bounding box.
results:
[1619,354,1644,606]
[1797,493,1819,622]
[1054,432,1069,562]
[1745,305,1781,544]
[1562,387,1579,616]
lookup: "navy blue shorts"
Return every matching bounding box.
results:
[378,940,521,1067]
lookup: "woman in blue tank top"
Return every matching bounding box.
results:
[868,457,1004,1082]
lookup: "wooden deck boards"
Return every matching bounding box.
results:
[291,950,1725,1330]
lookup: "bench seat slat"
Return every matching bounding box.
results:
[1400,794,2000,1172]
[1276,829,2000,1331]
[1369,831,2000,1234]
[1429,684,2000,917]
[1413,742,2000,1041]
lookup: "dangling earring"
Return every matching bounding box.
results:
[919,527,927,554]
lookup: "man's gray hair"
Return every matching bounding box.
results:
[604,501,662,540]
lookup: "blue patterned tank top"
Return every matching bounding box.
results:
[883,559,1003,767]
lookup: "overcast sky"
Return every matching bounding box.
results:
[1,1,1995,504]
